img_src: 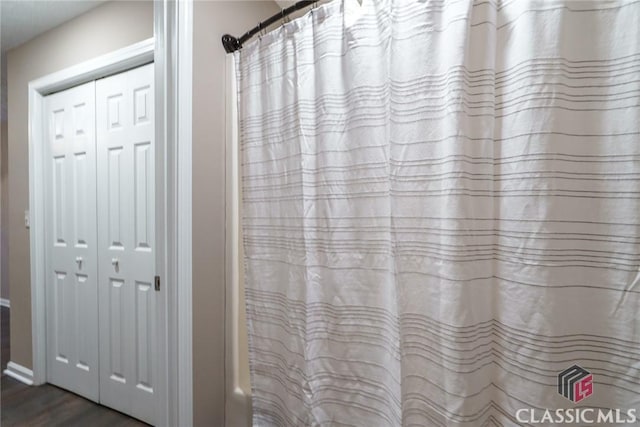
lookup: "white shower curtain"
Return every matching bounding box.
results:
[235,0,640,425]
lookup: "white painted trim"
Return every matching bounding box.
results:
[177,1,194,426]
[0,298,10,308]
[225,54,252,427]
[4,361,34,385]
[153,4,171,425]
[28,80,46,386]
[154,1,193,425]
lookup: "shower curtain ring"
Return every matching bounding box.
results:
[281,9,290,25]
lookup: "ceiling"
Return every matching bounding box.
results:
[0,0,303,55]
[1,0,107,54]
[1,1,106,121]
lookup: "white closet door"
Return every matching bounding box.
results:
[96,63,156,425]
[45,81,99,401]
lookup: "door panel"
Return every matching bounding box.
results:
[45,81,99,402]
[96,63,156,425]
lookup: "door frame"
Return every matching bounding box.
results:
[27,2,193,425]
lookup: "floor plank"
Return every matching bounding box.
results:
[1,376,149,427]
[1,307,149,427]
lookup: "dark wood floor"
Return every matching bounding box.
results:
[1,307,148,427]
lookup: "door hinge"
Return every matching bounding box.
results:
[154,275,161,291]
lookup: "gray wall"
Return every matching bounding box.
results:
[192,2,280,425]
[6,0,153,382]
[5,1,281,425]
[1,117,6,302]
[1,52,8,302]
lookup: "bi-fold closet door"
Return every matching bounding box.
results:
[44,63,156,425]
[45,78,100,402]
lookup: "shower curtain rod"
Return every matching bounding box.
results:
[222,0,315,53]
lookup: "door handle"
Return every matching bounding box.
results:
[75,256,83,269]
[111,258,119,268]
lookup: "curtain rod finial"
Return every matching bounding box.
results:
[222,34,242,54]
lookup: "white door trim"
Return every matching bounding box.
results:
[28,9,194,421]
[154,1,193,426]
[177,1,194,425]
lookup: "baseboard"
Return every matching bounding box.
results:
[0,298,9,308]
[3,361,34,385]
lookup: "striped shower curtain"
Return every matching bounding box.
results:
[235,0,640,425]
